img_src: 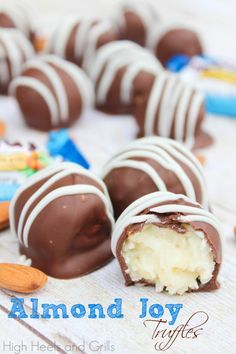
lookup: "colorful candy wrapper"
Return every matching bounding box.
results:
[167,55,236,118]
[0,141,51,203]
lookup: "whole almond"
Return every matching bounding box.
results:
[0,264,48,293]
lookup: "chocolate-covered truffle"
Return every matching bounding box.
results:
[9,55,94,131]
[116,0,160,46]
[0,29,34,95]
[132,71,212,149]
[47,17,118,69]
[112,191,222,295]
[87,41,162,114]
[10,162,114,279]
[102,137,209,219]
[0,2,33,39]
[148,23,203,66]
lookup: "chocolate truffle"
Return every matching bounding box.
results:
[87,40,162,114]
[116,0,160,46]
[47,17,118,69]
[0,29,34,95]
[112,191,222,295]
[132,71,212,149]
[9,55,94,131]
[102,136,209,219]
[148,22,203,66]
[10,162,114,279]
[0,2,33,39]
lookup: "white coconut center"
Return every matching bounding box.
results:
[121,223,215,295]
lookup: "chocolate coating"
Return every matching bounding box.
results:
[0,3,33,39]
[153,28,203,66]
[117,1,160,46]
[9,55,94,131]
[96,65,132,114]
[87,41,162,115]
[48,18,118,68]
[0,13,15,29]
[10,163,114,279]
[102,137,209,219]
[0,29,34,95]
[113,192,222,292]
[119,10,146,46]
[132,72,212,149]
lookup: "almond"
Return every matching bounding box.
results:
[0,264,48,293]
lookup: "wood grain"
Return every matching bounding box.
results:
[0,1,236,350]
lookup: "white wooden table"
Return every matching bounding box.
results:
[1,1,236,353]
[0,98,236,354]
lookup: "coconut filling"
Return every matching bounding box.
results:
[121,223,215,295]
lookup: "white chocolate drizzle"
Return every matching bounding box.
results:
[116,0,160,42]
[112,191,222,256]
[102,136,208,209]
[0,3,32,36]
[0,29,34,87]
[48,17,118,69]
[87,40,162,105]
[9,54,94,127]
[142,72,204,148]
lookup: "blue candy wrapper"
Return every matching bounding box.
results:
[206,95,236,118]
[167,55,236,118]
[47,129,90,169]
[166,54,191,72]
[0,184,19,202]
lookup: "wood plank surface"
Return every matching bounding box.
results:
[0,1,236,353]
[0,100,236,353]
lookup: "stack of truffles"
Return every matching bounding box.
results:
[0,0,223,295]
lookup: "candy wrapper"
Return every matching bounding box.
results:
[47,129,90,169]
[167,55,236,118]
[0,141,51,230]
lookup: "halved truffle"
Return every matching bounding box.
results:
[112,191,222,295]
